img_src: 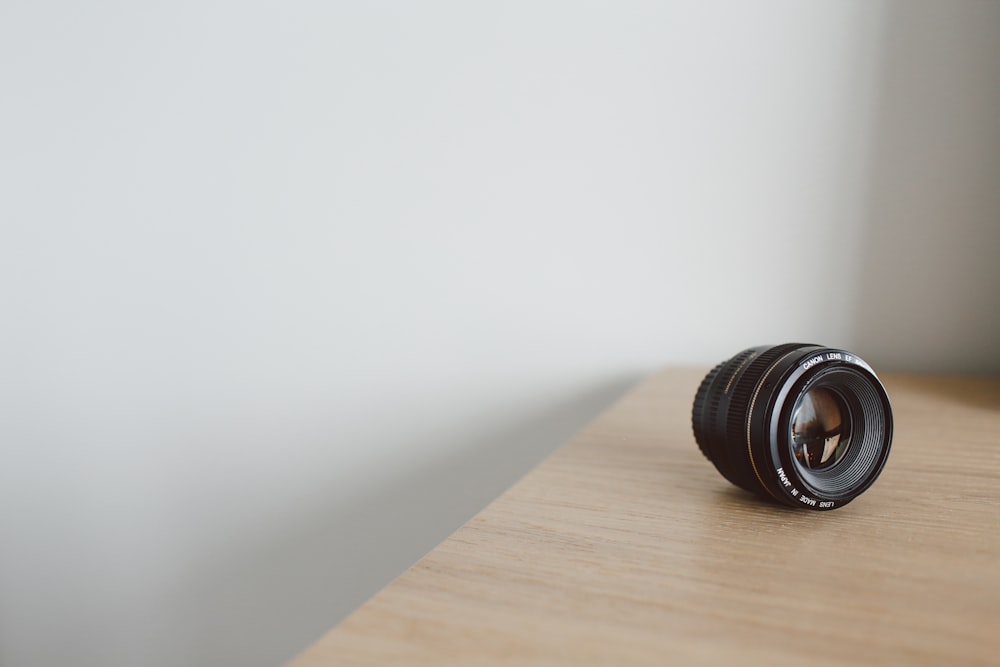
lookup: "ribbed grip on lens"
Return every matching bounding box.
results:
[692,346,761,489]
[692,362,725,461]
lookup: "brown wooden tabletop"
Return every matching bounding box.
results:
[289,369,1000,666]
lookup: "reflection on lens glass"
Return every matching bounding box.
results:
[792,388,850,470]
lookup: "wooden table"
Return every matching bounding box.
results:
[289,369,1000,666]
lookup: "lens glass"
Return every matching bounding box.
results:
[791,387,851,470]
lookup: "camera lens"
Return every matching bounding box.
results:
[691,344,893,510]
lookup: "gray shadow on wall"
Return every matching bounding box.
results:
[164,374,638,667]
[850,1,1000,375]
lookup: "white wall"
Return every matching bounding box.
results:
[1,2,997,666]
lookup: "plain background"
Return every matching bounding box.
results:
[2,1,998,666]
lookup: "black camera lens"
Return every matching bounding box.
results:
[691,344,893,510]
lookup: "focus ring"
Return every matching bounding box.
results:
[692,362,724,461]
[691,348,760,490]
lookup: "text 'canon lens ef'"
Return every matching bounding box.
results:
[691,344,893,511]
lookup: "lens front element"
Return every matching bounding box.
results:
[791,388,851,470]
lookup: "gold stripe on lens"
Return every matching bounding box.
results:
[746,349,803,503]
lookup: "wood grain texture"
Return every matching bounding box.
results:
[289,369,1000,666]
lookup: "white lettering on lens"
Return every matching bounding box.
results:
[819,501,834,508]
[798,495,817,506]
[802,355,825,370]
[777,467,792,487]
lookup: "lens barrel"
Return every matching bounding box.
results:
[692,344,893,511]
